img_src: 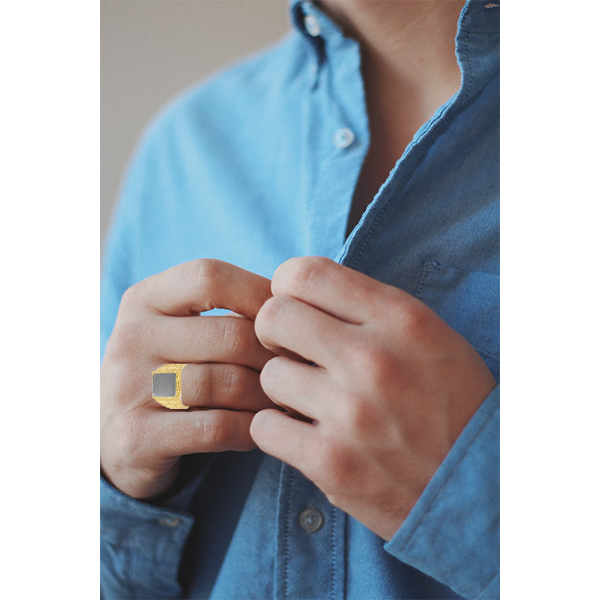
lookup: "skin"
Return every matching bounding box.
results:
[101,0,495,541]
[251,257,495,541]
[315,0,466,234]
[247,1,493,541]
[100,259,277,500]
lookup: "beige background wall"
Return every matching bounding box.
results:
[101,0,291,251]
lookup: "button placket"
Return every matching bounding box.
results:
[276,464,346,598]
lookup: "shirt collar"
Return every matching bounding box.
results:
[288,0,500,63]
[288,0,337,64]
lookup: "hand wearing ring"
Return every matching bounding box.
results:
[100,258,276,500]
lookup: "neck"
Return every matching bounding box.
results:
[314,1,467,235]
[316,0,464,105]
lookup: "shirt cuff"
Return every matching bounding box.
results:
[100,457,213,599]
[384,384,500,600]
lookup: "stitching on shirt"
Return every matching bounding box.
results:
[330,507,337,599]
[415,262,500,362]
[399,400,498,553]
[283,467,295,600]
[414,262,440,299]
[472,343,499,362]
[345,21,495,273]
[464,30,473,99]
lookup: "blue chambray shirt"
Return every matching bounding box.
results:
[100,0,500,598]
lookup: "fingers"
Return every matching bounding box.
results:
[260,357,329,421]
[250,409,317,471]
[102,259,275,500]
[255,295,352,369]
[271,256,402,324]
[180,363,276,412]
[151,409,259,455]
[153,314,275,371]
[136,259,272,319]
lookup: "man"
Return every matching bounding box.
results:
[101,0,499,598]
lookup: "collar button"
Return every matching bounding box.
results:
[304,14,321,37]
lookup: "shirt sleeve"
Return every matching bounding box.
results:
[384,384,500,600]
[100,462,210,600]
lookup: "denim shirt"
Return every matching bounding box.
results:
[100,0,500,598]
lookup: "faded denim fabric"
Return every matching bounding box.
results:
[101,0,499,598]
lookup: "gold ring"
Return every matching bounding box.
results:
[152,364,189,409]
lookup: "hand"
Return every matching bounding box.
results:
[101,259,276,500]
[251,257,496,541]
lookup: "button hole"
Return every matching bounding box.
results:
[484,3,500,8]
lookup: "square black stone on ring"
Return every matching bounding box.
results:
[153,372,177,397]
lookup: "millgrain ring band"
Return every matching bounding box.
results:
[152,364,189,409]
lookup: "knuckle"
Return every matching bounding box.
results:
[220,365,244,400]
[119,283,142,312]
[259,357,283,395]
[398,301,429,340]
[109,361,135,397]
[353,343,395,390]
[108,319,146,361]
[201,411,231,447]
[192,258,221,293]
[112,411,146,460]
[249,409,267,440]
[341,395,373,435]
[274,256,330,295]
[255,296,287,339]
[192,365,212,406]
[221,317,253,356]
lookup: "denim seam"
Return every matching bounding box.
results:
[414,261,440,299]
[347,56,488,272]
[472,343,500,362]
[283,467,295,600]
[330,507,337,599]
[464,31,473,99]
[415,262,500,362]
[397,398,498,554]
[420,262,500,278]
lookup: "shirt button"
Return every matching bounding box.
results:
[304,14,321,37]
[333,127,355,149]
[298,507,323,532]
[158,516,181,527]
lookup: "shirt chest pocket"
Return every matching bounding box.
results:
[415,262,500,382]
